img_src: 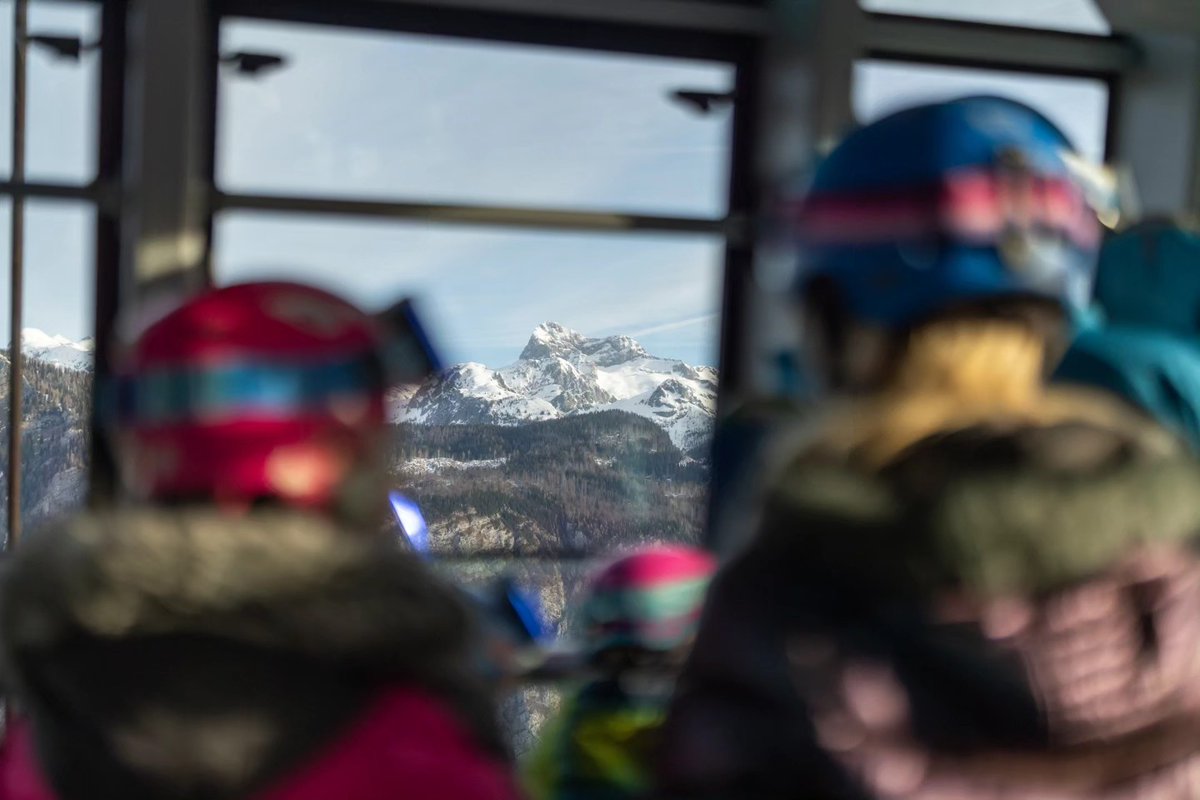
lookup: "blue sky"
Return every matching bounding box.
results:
[0,0,98,343]
[0,1,1113,365]
[215,20,733,367]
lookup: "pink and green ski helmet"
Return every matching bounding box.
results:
[580,545,716,658]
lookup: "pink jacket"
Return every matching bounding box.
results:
[0,509,517,800]
[1,686,519,800]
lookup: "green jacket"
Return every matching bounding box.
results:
[524,680,666,800]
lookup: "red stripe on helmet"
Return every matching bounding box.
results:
[789,167,1101,251]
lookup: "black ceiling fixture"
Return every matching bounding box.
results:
[220,50,290,77]
[670,88,737,115]
[27,33,98,61]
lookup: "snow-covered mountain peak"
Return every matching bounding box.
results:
[396,323,717,453]
[519,322,588,361]
[533,321,576,340]
[520,322,651,368]
[20,328,94,371]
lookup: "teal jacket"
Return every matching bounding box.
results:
[1055,324,1200,452]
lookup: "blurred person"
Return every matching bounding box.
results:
[0,282,518,800]
[1054,221,1200,451]
[657,97,1200,799]
[524,545,715,800]
[1056,326,1200,452]
[1088,219,1200,337]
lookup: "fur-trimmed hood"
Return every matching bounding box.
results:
[0,508,504,800]
[764,385,1200,596]
[0,508,467,667]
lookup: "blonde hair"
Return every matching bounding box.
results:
[814,316,1175,467]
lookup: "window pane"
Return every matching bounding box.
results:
[854,60,1110,163]
[859,0,1110,34]
[0,201,94,542]
[215,214,720,548]
[215,213,721,749]
[218,19,734,217]
[0,0,100,182]
[216,213,723,369]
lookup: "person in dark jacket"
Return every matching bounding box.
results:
[657,96,1200,799]
[0,282,519,800]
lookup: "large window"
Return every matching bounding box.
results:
[859,0,1111,35]
[0,1,99,543]
[215,16,735,753]
[217,215,723,368]
[854,59,1111,162]
[216,219,722,563]
[0,0,99,181]
[12,202,94,533]
[219,19,733,217]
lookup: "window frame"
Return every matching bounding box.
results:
[62,0,1145,551]
[208,2,759,242]
[0,0,118,544]
[205,0,763,554]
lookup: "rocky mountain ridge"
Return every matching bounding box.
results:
[394,322,717,455]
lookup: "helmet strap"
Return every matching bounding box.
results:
[803,278,903,394]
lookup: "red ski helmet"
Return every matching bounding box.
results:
[110,282,389,518]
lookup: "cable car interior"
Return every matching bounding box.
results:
[1,0,1199,780]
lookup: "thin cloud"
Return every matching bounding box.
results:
[627,312,719,339]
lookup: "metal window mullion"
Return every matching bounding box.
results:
[1110,33,1200,215]
[6,0,27,549]
[120,0,214,307]
[863,13,1140,77]
[221,0,771,38]
[374,0,770,35]
[0,179,109,205]
[214,190,743,241]
[89,0,128,507]
[1095,1,1200,40]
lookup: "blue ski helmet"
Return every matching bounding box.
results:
[1092,221,1200,338]
[792,96,1104,328]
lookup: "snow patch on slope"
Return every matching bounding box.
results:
[399,456,509,475]
[21,329,94,371]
